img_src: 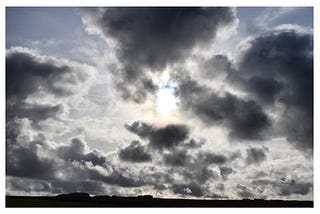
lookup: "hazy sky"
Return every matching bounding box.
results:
[6,7,313,200]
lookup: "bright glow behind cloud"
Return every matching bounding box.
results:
[157,85,178,118]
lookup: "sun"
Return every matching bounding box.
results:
[156,84,178,117]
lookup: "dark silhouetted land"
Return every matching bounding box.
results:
[6,193,313,207]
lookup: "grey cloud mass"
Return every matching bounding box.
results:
[58,138,107,166]
[6,120,56,180]
[84,7,236,103]
[198,152,228,165]
[6,49,89,102]
[219,166,233,180]
[175,77,271,141]
[125,121,189,150]
[191,28,313,153]
[6,48,92,128]
[201,54,233,79]
[163,150,191,166]
[230,29,313,152]
[7,103,63,127]
[172,182,204,197]
[278,180,312,196]
[236,184,255,199]
[119,140,152,162]
[6,122,145,189]
[246,147,268,165]
[252,179,312,197]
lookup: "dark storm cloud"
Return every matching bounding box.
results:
[5,48,103,186]
[219,166,233,180]
[278,180,312,196]
[6,124,145,189]
[6,141,55,180]
[6,49,88,102]
[195,167,219,184]
[125,121,189,150]
[148,124,189,150]
[246,147,268,165]
[234,30,313,152]
[119,140,152,163]
[96,7,235,72]
[178,165,218,184]
[175,77,271,141]
[6,124,107,180]
[58,138,107,166]
[6,114,142,189]
[7,103,63,126]
[124,121,154,139]
[252,179,312,196]
[6,122,55,180]
[163,150,231,185]
[6,48,91,128]
[163,150,191,166]
[198,152,228,165]
[245,77,284,104]
[201,54,233,79]
[85,7,236,102]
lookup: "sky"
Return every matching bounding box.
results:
[5,7,314,200]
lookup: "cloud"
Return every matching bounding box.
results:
[6,47,91,102]
[82,7,236,102]
[6,47,94,129]
[6,141,56,180]
[252,179,312,197]
[7,103,63,126]
[198,152,228,165]
[161,149,231,186]
[234,29,313,152]
[246,147,268,165]
[6,176,108,196]
[236,184,255,199]
[125,121,189,150]
[124,121,154,139]
[278,180,312,196]
[6,118,146,189]
[172,182,204,197]
[163,150,191,166]
[119,140,152,163]
[201,54,233,79]
[6,176,52,196]
[181,139,205,149]
[58,138,107,166]
[245,77,284,105]
[189,28,313,153]
[6,120,56,180]
[175,77,271,141]
[87,167,146,188]
[219,166,233,180]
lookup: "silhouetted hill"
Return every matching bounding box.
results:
[57,192,90,198]
[6,193,313,207]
